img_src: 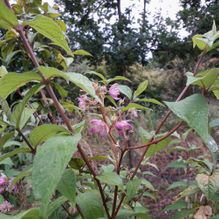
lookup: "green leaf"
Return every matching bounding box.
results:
[133,80,148,99]
[164,200,187,211]
[177,184,199,199]
[29,124,70,147]
[107,76,131,84]
[21,208,40,219]
[57,169,76,204]
[10,85,43,129]
[141,179,155,191]
[146,137,171,158]
[24,15,71,54]
[0,66,8,78]
[0,72,41,99]
[5,50,21,65]
[53,82,68,97]
[164,94,209,143]
[86,71,107,84]
[192,34,209,50]
[0,147,30,163]
[32,134,81,217]
[136,98,164,106]
[192,22,219,52]
[11,168,31,186]
[167,159,187,169]
[0,208,40,219]
[186,69,219,89]
[138,127,153,142]
[97,170,123,187]
[118,85,132,99]
[72,120,85,133]
[73,49,92,56]
[38,66,100,101]
[17,107,36,130]
[125,179,142,202]
[139,127,171,157]
[69,157,85,170]
[0,97,11,117]
[213,88,219,99]
[187,158,213,172]
[76,190,104,219]
[47,196,67,217]
[0,132,14,148]
[143,191,156,200]
[106,95,117,107]
[0,1,18,30]
[117,207,150,219]
[167,181,187,191]
[196,171,219,200]
[121,103,149,112]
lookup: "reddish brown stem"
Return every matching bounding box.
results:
[15,25,73,132]
[100,106,119,167]
[4,0,11,9]
[111,149,125,218]
[17,129,35,154]
[77,145,111,219]
[15,25,56,124]
[3,5,111,218]
[155,53,204,135]
[112,53,205,218]
[127,122,182,151]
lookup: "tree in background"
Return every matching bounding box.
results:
[55,0,152,75]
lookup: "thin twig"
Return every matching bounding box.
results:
[111,149,125,218]
[3,1,111,218]
[77,145,111,219]
[127,122,182,151]
[61,204,72,218]
[112,53,205,218]
[155,52,205,135]
[17,129,35,154]
[100,106,118,166]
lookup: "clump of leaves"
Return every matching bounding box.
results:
[0,1,219,219]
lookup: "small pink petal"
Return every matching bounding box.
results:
[109,83,120,100]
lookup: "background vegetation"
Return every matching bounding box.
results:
[0,0,219,219]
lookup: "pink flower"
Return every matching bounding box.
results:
[115,120,133,136]
[0,188,4,194]
[78,94,89,111]
[109,83,120,100]
[0,176,7,186]
[0,200,13,213]
[89,119,109,137]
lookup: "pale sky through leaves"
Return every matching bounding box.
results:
[44,0,188,37]
[45,0,181,20]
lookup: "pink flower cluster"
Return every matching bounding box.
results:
[0,176,15,213]
[78,83,122,111]
[89,119,133,138]
[0,200,13,213]
[0,176,8,194]
[89,119,109,137]
[115,120,133,136]
[109,83,120,100]
[0,176,18,194]
[78,94,89,111]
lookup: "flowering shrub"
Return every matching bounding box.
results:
[0,1,219,219]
